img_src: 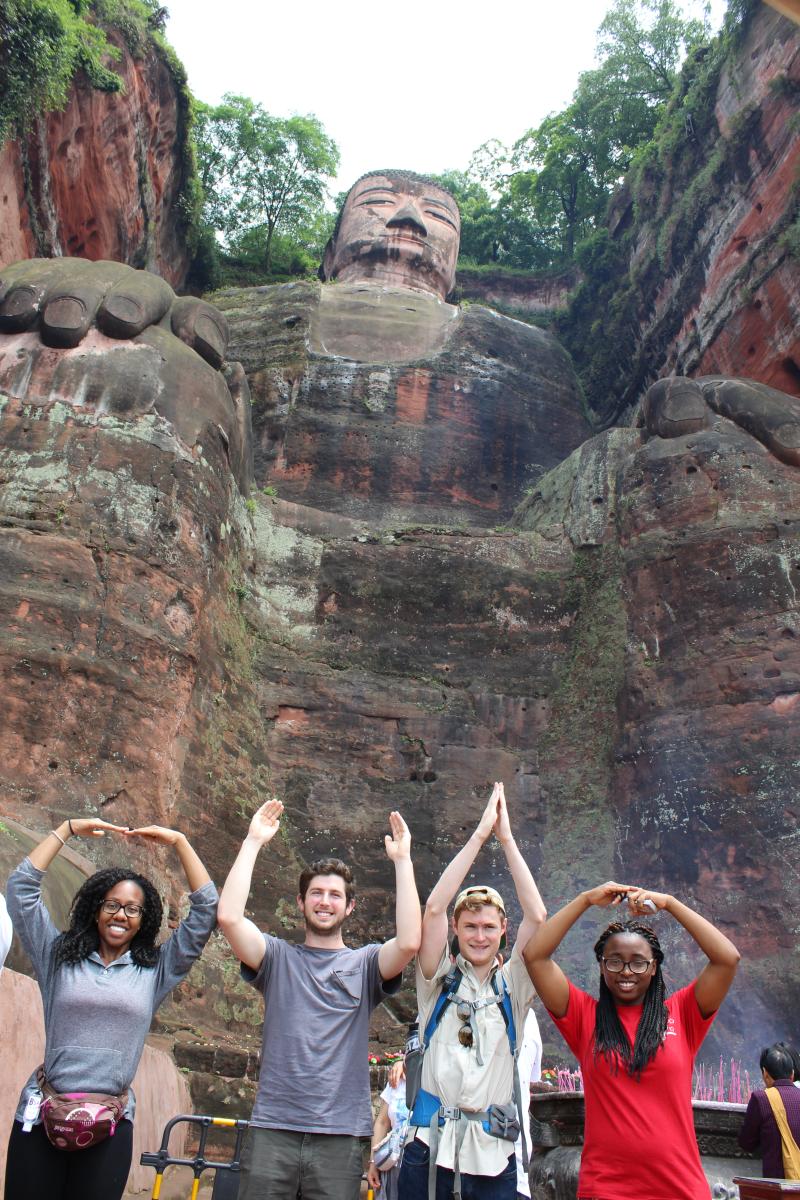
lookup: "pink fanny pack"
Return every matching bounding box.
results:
[36,1067,127,1152]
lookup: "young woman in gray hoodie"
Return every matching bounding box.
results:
[5,816,218,1200]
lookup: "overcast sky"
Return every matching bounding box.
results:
[164,0,727,196]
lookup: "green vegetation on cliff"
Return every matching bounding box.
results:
[554,0,778,423]
[0,0,123,140]
[0,0,209,281]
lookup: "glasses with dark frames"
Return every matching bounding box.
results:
[601,955,653,974]
[100,900,144,919]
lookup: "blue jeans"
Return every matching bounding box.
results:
[398,1136,517,1200]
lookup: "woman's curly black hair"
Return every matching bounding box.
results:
[593,919,668,1079]
[53,868,163,969]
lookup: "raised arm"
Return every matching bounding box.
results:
[217,799,283,972]
[523,882,634,1017]
[377,812,421,981]
[8,818,127,977]
[626,887,740,1017]
[28,816,127,871]
[417,784,501,979]
[493,784,546,952]
[125,825,211,891]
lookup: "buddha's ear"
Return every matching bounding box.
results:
[319,238,336,282]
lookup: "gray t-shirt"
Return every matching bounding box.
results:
[244,934,399,1136]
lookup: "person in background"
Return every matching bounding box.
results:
[367,1059,408,1198]
[0,892,12,970]
[739,1043,800,1179]
[524,881,740,1200]
[4,816,217,1200]
[776,1042,800,1089]
[513,1009,542,1200]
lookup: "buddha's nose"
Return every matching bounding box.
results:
[386,202,428,237]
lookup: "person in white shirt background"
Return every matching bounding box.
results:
[514,1009,543,1200]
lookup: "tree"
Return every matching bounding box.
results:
[432,170,504,265]
[194,95,339,274]
[596,0,708,107]
[474,0,712,268]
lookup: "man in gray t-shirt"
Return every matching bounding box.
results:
[218,800,421,1200]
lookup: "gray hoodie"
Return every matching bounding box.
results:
[7,856,218,1123]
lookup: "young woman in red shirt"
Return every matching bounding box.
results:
[523,882,740,1200]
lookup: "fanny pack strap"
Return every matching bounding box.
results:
[36,1066,128,1116]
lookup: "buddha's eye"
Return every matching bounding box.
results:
[426,210,457,230]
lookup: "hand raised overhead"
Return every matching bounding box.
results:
[476,781,502,842]
[247,798,284,846]
[583,881,640,908]
[67,817,128,838]
[124,824,184,847]
[384,811,411,861]
[493,782,513,844]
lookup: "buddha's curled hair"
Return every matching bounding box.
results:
[592,920,668,1079]
[53,867,163,968]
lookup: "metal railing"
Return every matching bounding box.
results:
[140,1113,249,1199]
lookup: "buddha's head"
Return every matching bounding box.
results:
[320,170,460,301]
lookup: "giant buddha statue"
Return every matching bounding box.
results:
[1,171,799,1059]
[211,169,592,526]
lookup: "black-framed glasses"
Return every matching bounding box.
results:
[100,900,144,919]
[602,955,653,974]
[456,1000,474,1047]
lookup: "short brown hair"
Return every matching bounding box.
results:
[453,885,506,921]
[298,858,355,902]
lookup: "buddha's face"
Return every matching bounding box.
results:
[324,174,460,300]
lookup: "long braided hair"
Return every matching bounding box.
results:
[53,868,163,969]
[592,920,668,1079]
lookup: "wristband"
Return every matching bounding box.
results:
[68,819,76,837]
[50,830,66,847]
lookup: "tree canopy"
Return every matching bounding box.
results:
[443,0,711,272]
[194,95,339,275]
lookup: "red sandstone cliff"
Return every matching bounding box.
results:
[0,30,193,288]
[670,8,800,393]
[563,2,800,423]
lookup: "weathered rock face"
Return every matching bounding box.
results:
[1,250,799,1070]
[516,387,800,1049]
[562,3,800,424]
[674,9,800,393]
[0,31,193,288]
[214,280,590,526]
[196,280,800,1056]
[454,267,579,320]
